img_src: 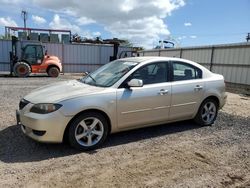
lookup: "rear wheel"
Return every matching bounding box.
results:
[48,67,60,77]
[194,98,218,126]
[68,112,109,150]
[13,62,31,77]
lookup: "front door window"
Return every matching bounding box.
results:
[128,62,168,85]
[23,45,43,65]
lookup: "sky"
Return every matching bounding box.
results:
[0,0,249,49]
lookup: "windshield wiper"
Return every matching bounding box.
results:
[87,74,96,84]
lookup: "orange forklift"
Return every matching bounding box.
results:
[10,36,62,77]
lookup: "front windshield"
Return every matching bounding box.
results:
[80,60,138,87]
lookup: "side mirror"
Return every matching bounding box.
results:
[127,79,143,87]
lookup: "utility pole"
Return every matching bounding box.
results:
[246,33,250,42]
[21,10,28,29]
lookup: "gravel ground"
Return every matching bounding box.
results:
[0,74,249,188]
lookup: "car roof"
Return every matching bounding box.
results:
[120,56,211,75]
[120,56,190,63]
[112,56,213,88]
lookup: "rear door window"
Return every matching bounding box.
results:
[172,61,202,81]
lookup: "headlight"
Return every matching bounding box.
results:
[30,103,62,114]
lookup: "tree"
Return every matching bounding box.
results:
[72,33,81,42]
[120,39,133,47]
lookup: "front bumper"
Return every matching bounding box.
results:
[220,92,227,109]
[17,105,72,143]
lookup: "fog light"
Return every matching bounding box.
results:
[32,130,46,136]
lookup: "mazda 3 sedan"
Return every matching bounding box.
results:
[17,57,227,150]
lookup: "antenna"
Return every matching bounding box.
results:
[21,10,28,29]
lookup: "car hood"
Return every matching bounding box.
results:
[24,80,107,104]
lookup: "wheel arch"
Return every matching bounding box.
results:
[46,64,60,73]
[194,95,220,125]
[63,109,112,143]
[16,60,32,70]
[193,95,220,119]
[201,95,220,108]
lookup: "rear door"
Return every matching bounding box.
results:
[169,61,204,120]
[116,61,171,129]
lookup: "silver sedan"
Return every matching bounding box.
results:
[17,57,227,150]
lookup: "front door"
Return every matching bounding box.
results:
[116,62,171,129]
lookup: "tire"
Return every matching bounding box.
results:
[194,98,218,126]
[48,67,60,77]
[13,62,31,77]
[68,112,109,150]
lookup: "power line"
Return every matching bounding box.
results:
[21,10,28,29]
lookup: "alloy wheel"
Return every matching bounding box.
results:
[201,102,216,124]
[74,117,104,147]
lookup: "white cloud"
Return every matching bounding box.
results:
[92,31,101,36]
[177,35,186,40]
[190,35,197,39]
[76,17,96,26]
[32,15,46,25]
[0,0,22,4]
[105,16,170,48]
[49,14,81,33]
[61,8,78,17]
[184,22,192,26]
[0,0,186,48]
[49,14,93,38]
[178,35,197,40]
[119,0,138,12]
[32,0,185,48]
[0,17,17,27]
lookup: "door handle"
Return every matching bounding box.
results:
[158,89,168,95]
[194,85,203,90]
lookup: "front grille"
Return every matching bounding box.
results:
[19,99,30,110]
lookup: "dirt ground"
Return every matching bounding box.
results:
[0,74,249,188]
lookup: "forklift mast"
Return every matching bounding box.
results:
[9,36,18,75]
[110,42,120,61]
[102,38,126,61]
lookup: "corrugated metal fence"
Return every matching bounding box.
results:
[140,43,250,86]
[0,40,131,73]
[1,40,249,86]
[0,40,12,72]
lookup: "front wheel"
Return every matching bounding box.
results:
[68,112,109,150]
[13,62,31,77]
[194,99,218,126]
[48,67,60,77]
